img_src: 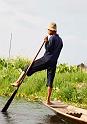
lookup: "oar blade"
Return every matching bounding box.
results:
[1,87,19,112]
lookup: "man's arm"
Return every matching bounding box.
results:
[45,36,54,51]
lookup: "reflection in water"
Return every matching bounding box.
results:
[0,98,73,124]
[2,112,15,124]
[1,112,71,124]
[43,115,64,124]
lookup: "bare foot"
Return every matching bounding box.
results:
[47,101,53,105]
[11,81,21,87]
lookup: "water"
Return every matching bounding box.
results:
[0,97,73,124]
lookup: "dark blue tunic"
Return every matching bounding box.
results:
[44,34,63,66]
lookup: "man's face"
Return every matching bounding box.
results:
[48,29,55,35]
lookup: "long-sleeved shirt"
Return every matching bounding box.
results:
[44,34,63,66]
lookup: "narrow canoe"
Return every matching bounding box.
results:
[43,101,87,124]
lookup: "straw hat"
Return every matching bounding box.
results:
[48,22,57,31]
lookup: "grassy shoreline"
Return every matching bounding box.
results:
[0,57,87,108]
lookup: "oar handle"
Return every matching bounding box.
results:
[26,40,45,73]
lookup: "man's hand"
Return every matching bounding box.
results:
[44,36,48,43]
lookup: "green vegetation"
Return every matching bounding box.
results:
[0,57,87,108]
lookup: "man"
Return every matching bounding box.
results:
[12,22,63,104]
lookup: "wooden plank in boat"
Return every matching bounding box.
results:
[43,101,87,124]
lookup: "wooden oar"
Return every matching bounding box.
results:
[1,41,45,112]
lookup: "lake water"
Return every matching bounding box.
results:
[0,97,73,124]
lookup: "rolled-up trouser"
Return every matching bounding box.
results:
[23,57,56,88]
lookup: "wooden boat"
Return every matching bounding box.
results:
[43,101,87,124]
